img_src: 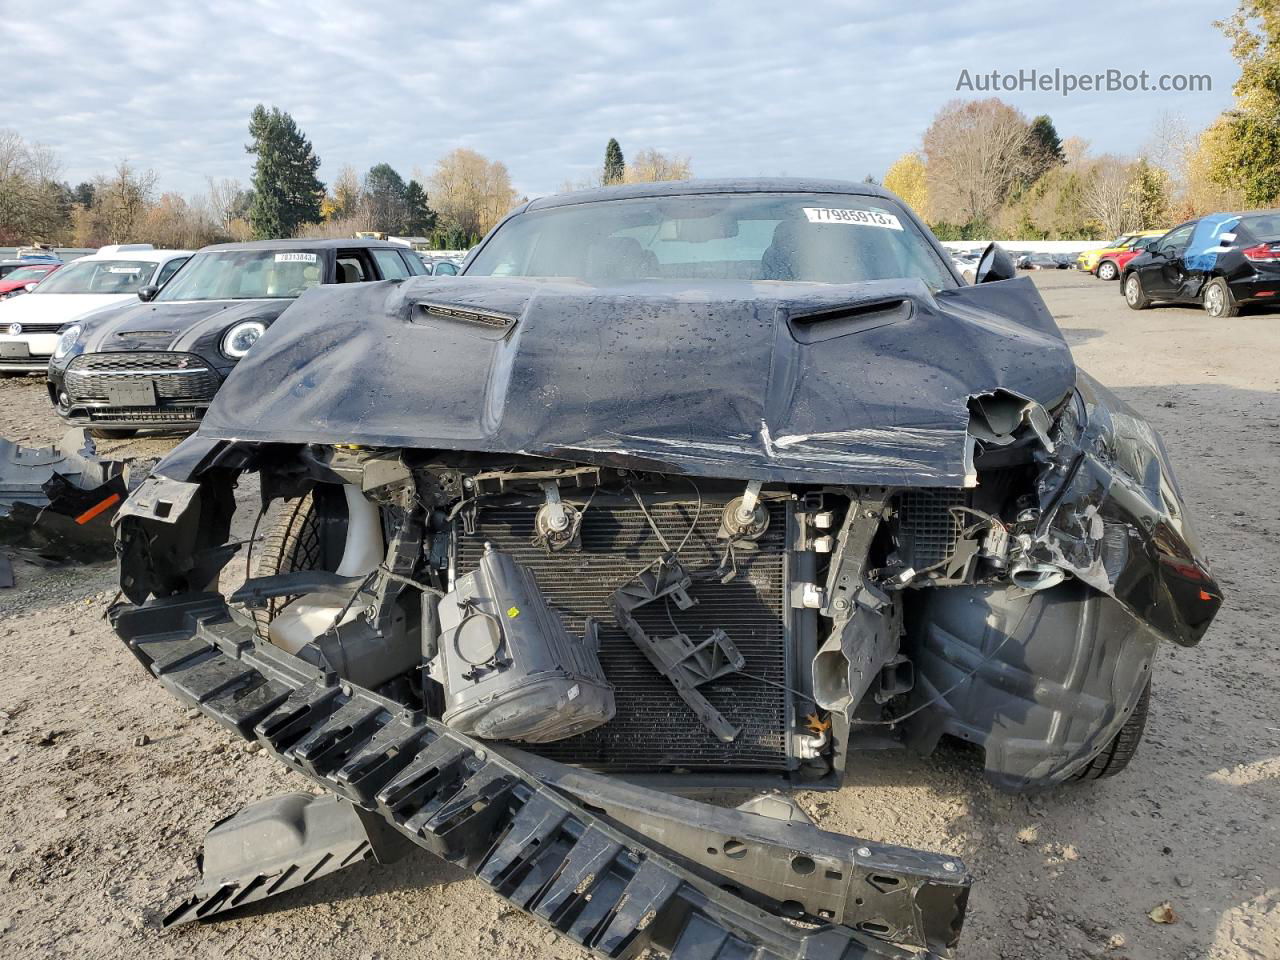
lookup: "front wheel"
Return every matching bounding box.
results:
[1203,278,1239,318]
[1097,260,1119,281]
[1069,676,1151,780]
[1124,273,1150,310]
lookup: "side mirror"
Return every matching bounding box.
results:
[137,285,160,302]
[974,242,1017,284]
[23,282,38,292]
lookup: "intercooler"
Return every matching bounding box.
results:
[454,498,794,772]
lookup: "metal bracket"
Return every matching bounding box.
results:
[610,556,744,742]
[506,748,971,956]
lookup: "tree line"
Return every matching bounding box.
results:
[5,0,1272,251]
[0,106,524,250]
[884,1,1280,240]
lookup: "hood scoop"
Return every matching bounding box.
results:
[118,330,176,339]
[787,297,913,344]
[416,302,517,334]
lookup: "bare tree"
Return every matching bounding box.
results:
[429,148,517,241]
[1061,136,1091,169]
[326,164,366,224]
[1080,154,1138,236]
[1140,111,1195,213]
[206,177,251,232]
[623,148,692,183]
[79,162,158,245]
[923,98,1032,226]
[0,130,74,244]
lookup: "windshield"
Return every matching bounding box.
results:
[5,265,54,283]
[157,249,324,301]
[467,192,955,289]
[33,259,154,294]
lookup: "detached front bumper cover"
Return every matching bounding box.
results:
[112,594,970,959]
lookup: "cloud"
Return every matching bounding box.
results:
[1,0,1238,200]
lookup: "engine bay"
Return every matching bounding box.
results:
[197,443,1066,789]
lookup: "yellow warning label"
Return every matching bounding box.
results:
[506,606,520,618]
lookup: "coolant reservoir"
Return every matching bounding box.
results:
[267,485,385,653]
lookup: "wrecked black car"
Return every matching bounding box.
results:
[47,238,427,438]
[110,180,1220,958]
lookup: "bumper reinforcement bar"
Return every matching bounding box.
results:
[112,594,970,959]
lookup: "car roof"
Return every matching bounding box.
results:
[194,238,407,253]
[524,177,898,212]
[77,248,192,263]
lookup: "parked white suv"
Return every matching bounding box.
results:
[0,244,191,374]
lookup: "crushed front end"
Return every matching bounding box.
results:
[108,274,1220,956]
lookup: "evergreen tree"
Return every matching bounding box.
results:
[245,105,324,239]
[1018,115,1066,193]
[403,180,436,235]
[365,163,409,233]
[1028,115,1065,166]
[603,138,625,184]
[71,181,95,208]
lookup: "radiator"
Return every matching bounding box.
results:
[454,498,794,772]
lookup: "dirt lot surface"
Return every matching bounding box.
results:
[1,270,1277,960]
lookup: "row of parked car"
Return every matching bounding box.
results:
[0,238,449,436]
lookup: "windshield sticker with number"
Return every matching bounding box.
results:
[803,207,903,230]
[275,252,318,263]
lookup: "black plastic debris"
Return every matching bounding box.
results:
[0,429,140,563]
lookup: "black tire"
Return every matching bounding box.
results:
[250,493,328,636]
[1069,676,1151,781]
[1097,259,1119,281]
[1124,272,1150,310]
[90,428,138,439]
[1203,277,1239,318]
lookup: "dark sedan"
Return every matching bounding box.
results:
[47,238,428,436]
[1122,210,1280,317]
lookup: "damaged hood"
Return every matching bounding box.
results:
[196,275,1076,486]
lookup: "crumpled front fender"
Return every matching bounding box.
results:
[1031,372,1221,647]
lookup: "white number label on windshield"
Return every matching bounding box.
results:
[803,208,903,230]
[275,252,318,263]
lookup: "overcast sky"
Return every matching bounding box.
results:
[3,0,1239,200]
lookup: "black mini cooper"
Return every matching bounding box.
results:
[47,238,429,436]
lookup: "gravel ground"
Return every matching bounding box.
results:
[0,270,1277,960]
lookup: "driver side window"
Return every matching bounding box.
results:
[1158,224,1195,257]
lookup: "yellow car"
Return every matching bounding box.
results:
[1077,230,1166,280]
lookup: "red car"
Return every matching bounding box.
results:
[0,262,61,299]
[1103,245,1148,279]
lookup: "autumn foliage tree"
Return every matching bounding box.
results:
[429,148,517,244]
[1208,0,1280,204]
[882,153,928,216]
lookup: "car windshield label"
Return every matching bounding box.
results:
[802,207,903,230]
[275,252,318,263]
